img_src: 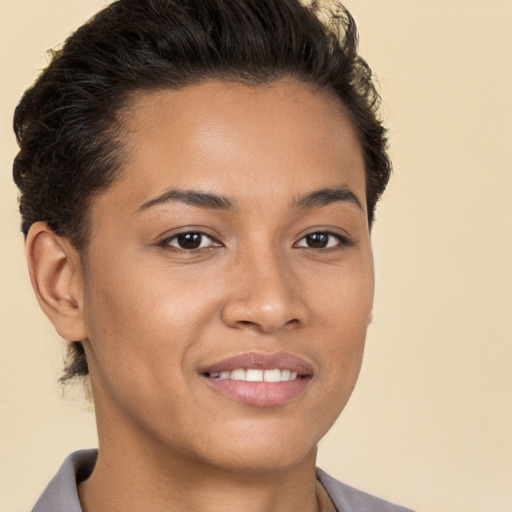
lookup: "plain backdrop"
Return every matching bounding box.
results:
[1,1,511,511]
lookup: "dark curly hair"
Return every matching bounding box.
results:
[13,0,391,382]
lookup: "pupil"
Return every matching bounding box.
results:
[306,233,328,248]
[177,233,202,249]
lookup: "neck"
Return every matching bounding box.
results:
[79,441,319,512]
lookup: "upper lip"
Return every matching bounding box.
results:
[200,351,314,376]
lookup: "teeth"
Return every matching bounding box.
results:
[212,368,300,382]
[230,369,246,380]
[263,369,282,382]
[246,369,263,381]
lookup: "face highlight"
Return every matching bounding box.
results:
[80,81,374,473]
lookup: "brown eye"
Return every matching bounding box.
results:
[295,231,347,249]
[305,233,329,248]
[176,233,203,249]
[163,232,217,250]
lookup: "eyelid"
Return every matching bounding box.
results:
[293,229,353,248]
[158,228,223,249]
[156,227,352,251]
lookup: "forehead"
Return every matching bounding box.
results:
[96,80,366,215]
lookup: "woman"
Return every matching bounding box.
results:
[13,0,413,510]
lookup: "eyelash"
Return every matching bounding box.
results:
[293,231,352,249]
[158,230,220,251]
[159,230,351,252]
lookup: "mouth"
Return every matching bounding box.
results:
[207,368,302,382]
[200,352,313,407]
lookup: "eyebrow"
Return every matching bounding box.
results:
[137,189,234,213]
[295,186,364,211]
[137,185,363,214]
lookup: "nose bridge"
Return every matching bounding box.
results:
[221,241,307,333]
[246,246,294,304]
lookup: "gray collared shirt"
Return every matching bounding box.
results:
[32,450,415,512]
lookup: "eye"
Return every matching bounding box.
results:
[294,231,348,249]
[160,231,219,250]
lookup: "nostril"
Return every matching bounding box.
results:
[221,293,308,333]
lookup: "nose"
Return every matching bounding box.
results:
[221,249,309,334]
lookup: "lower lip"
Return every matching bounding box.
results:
[203,376,311,407]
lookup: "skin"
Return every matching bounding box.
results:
[27,80,374,512]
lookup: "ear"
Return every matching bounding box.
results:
[25,222,87,341]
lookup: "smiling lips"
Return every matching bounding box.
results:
[209,368,299,382]
[201,352,313,407]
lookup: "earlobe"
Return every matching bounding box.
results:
[25,222,87,341]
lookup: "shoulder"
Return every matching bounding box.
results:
[316,468,416,512]
[32,449,97,512]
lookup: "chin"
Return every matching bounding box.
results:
[209,444,317,475]
[190,421,323,474]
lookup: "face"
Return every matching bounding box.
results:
[80,80,374,473]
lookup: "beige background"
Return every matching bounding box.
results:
[1,1,511,511]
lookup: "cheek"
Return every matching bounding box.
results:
[310,257,374,399]
[81,260,226,439]
[310,253,374,333]
[82,257,221,387]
